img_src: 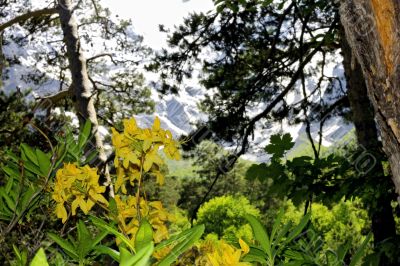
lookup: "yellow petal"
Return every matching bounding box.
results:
[71,198,80,216]
[90,192,109,206]
[55,203,68,223]
[153,117,161,131]
[239,238,249,255]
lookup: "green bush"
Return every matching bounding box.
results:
[196,195,259,241]
[281,199,370,255]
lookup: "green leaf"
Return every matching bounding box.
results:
[157,224,204,266]
[246,163,268,180]
[36,149,51,176]
[135,219,153,251]
[95,245,120,262]
[271,208,284,241]
[77,220,93,259]
[120,243,154,266]
[245,214,271,257]
[349,233,372,266]
[2,165,20,180]
[90,216,135,253]
[242,246,268,263]
[90,230,109,250]
[264,133,295,159]
[21,144,39,166]
[0,188,16,211]
[78,120,92,149]
[6,150,20,163]
[13,244,22,261]
[335,242,351,262]
[20,185,37,211]
[22,160,43,176]
[108,197,118,218]
[5,176,15,193]
[30,248,49,266]
[286,213,310,243]
[48,232,79,260]
[84,150,98,164]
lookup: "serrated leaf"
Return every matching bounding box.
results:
[265,133,295,159]
[246,163,268,180]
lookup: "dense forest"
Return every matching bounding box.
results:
[1,0,400,265]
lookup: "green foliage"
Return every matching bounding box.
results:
[264,133,295,161]
[91,216,204,265]
[30,248,49,266]
[280,200,370,256]
[196,195,259,241]
[177,140,271,217]
[243,209,311,265]
[243,211,372,265]
[246,133,355,206]
[48,220,108,265]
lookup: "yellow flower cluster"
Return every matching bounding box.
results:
[52,163,108,223]
[115,195,171,244]
[199,239,250,266]
[111,117,179,246]
[112,117,180,193]
[52,117,179,252]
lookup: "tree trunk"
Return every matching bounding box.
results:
[340,25,397,263]
[57,0,113,195]
[339,0,400,197]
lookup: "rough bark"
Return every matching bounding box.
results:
[340,25,397,262]
[57,0,113,195]
[339,0,400,197]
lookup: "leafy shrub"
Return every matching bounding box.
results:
[281,199,370,255]
[196,195,259,241]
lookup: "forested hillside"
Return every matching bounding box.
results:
[1,0,400,265]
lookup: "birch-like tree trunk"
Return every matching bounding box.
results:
[57,0,112,194]
[340,0,400,196]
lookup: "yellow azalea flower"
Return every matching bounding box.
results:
[114,195,171,245]
[111,116,180,192]
[52,163,108,223]
[195,239,251,266]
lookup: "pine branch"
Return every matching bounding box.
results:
[0,8,58,32]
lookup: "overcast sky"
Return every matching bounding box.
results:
[101,0,214,50]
